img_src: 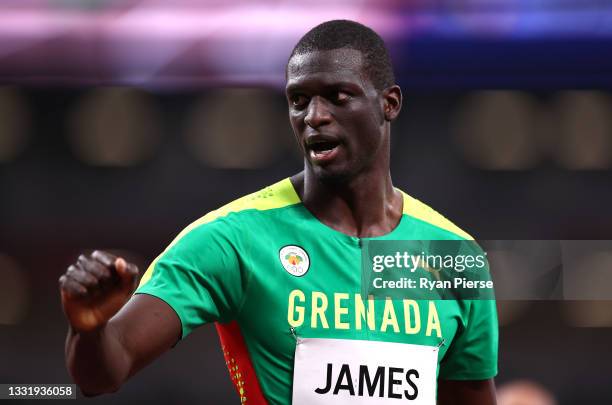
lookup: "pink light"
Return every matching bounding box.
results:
[0,6,406,40]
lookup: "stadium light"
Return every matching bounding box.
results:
[68,87,162,167]
[0,254,29,326]
[183,88,288,169]
[452,91,541,170]
[0,87,29,163]
[549,91,612,170]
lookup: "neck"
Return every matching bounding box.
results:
[291,165,403,238]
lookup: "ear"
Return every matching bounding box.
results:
[382,85,402,121]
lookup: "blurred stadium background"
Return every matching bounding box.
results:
[1,0,612,404]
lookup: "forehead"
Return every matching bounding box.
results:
[286,48,367,88]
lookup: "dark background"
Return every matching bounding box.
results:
[1,1,612,404]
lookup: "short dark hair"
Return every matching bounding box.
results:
[289,20,395,91]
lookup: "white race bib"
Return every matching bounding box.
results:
[292,338,438,404]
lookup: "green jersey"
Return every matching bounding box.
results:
[136,178,498,404]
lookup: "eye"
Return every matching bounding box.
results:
[290,94,309,109]
[332,91,351,104]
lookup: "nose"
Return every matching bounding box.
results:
[304,96,332,129]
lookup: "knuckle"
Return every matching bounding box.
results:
[66,273,85,288]
[82,261,97,273]
[83,266,98,277]
[87,274,100,285]
[95,268,109,280]
[91,262,109,276]
[92,250,105,262]
[74,286,87,296]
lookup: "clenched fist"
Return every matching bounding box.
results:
[59,251,140,333]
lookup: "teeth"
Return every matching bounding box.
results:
[310,144,338,158]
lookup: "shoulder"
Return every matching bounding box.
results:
[167,177,301,243]
[399,190,474,240]
[138,178,301,286]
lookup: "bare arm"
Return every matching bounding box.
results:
[437,379,497,405]
[59,251,181,396]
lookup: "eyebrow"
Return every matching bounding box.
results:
[286,80,363,94]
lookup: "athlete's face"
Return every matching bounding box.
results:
[285,48,401,183]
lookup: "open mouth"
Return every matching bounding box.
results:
[310,140,339,154]
[307,139,341,162]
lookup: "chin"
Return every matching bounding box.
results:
[311,165,356,185]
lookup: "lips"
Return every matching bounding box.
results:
[305,134,342,164]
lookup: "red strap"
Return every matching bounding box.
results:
[216,321,268,404]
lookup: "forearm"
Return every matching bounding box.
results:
[65,322,132,396]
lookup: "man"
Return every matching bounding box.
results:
[59,20,498,404]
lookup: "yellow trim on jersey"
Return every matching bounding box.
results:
[138,178,300,287]
[401,192,474,240]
